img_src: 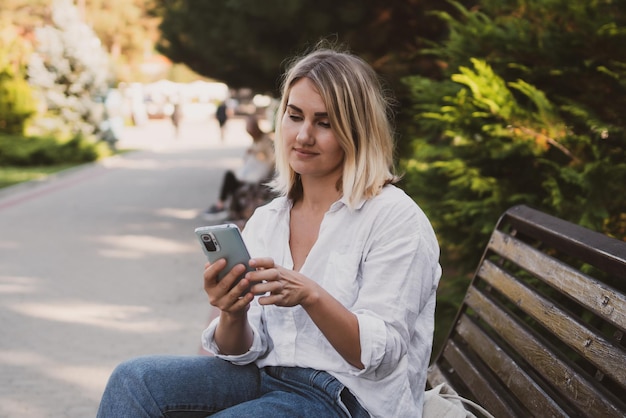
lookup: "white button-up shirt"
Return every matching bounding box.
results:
[202,185,441,417]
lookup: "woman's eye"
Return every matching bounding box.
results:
[288,114,302,121]
[318,121,331,128]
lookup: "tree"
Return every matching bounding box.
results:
[27,0,112,141]
[5,0,163,84]
[400,0,626,273]
[0,16,37,134]
[0,0,50,135]
[79,0,161,82]
[0,0,51,30]
[150,0,467,94]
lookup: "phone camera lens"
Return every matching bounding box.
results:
[204,241,216,251]
[201,233,217,252]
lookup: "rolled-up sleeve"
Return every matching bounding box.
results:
[200,303,268,365]
[349,202,440,379]
[354,312,387,373]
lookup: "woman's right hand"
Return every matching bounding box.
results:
[204,259,255,355]
[203,259,254,315]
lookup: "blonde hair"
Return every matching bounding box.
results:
[270,44,399,208]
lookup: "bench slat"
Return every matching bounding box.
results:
[489,229,626,332]
[479,259,626,387]
[443,339,519,418]
[426,363,453,389]
[503,205,626,278]
[455,315,568,417]
[465,287,625,417]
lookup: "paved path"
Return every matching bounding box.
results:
[0,115,253,417]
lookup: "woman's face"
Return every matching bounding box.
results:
[281,77,345,183]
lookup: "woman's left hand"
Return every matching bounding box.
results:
[248,257,363,369]
[247,257,319,308]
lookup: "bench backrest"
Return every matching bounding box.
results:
[427,205,626,417]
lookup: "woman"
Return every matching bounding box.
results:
[98,44,441,418]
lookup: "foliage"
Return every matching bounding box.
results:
[150,0,471,93]
[80,0,161,83]
[400,0,626,273]
[4,0,160,84]
[26,0,112,143]
[0,131,110,167]
[0,0,51,31]
[0,16,37,134]
[0,71,36,135]
[430,267,469,358]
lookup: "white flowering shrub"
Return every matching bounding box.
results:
[27,0,112,143]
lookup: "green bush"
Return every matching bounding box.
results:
[0,75,36,135]
[400,0,626,275]
[398,0,626,357]
[0,133,109,166]
[0,25,37,136]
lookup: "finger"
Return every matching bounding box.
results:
[211,276,251,309]
[204,258,226,288]
[222,279,254,309]
[249,257,275,269]
[250,278,282,296]
[204,258,225,276]
[218,263,248,294]
[216,291,252,313]
[245,268,278,284]
[257,293,284,306]
[205,261,248,306]
[231,294,254,312]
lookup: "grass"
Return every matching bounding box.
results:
[0,148,135,190]
[0,164,81,189]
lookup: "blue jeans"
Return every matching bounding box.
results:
[97,355,370,418]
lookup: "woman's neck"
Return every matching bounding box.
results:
[296,175,342,213]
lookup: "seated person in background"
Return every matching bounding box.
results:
[203,114,275,221]
[97,43,441,418]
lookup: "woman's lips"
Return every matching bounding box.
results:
[293,148,318,158]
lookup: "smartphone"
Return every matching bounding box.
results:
[195,223,255,292]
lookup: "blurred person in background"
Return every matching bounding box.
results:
[216,100,229,141]
[202,114,275,222]
[171,98,182,138]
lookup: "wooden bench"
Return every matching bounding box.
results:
[427,204,626,417]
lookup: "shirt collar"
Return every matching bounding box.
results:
[269,195,367,213]
[330,195,367,212]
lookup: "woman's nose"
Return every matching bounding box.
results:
[296,122,314,144]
